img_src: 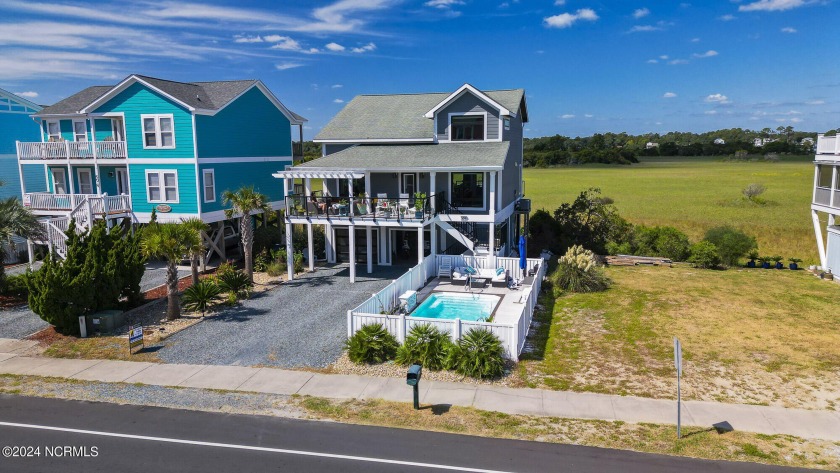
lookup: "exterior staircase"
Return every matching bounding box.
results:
[437,198,490,255]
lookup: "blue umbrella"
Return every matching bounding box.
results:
[519,235,527,278]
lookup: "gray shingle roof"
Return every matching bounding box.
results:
[314,88,525,141]
[35,75,305,121]
[296,142,510,171]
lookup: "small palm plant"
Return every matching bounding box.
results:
[788,258,802,270]
[181,280,221,317]
[222,186,271,283]
[141,223,192,320]
[747,250,759,268]
[345,323,399,364]
[395,323,453,371]
[771,255,784,269]
[217,269,253,303]
[181,217,209,285]
[446,328,506,379]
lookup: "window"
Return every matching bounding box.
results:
[203,169,215,203]
[146,170,178,203]
[77,169,93,194]
[141,114,175,149]
[818,165,833,188]
[451,115,484,141]
[46,121,61,141]
[73,120,87,142]
[51,168,67,194]
[504,118,510,131]
[401,173,415,196]
[451,172,484,209]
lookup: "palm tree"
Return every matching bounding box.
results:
[0,195,44,284]
[222,186,270,283]
[140,223,191,320]
[181,217,208,285]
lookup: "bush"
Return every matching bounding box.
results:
[253,249,272,272]
[703,226,757,267]
[265,262,284,277]
[217,269,253,302]
[293,251,305,273]
[395,323,453,371]
[688,241,721,269]
[253,226,283,255]
[634,226,691,261]
[1,274,29,299]
[181,280,221,316]
[742,183,766,202]
[345,323,399,364]
[446,329,506,379]
[552,245,611,293]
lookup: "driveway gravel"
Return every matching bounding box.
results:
[157,264,409,368]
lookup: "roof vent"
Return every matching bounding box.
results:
[196,94,201,101]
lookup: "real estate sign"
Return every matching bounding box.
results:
[129,325,143,353]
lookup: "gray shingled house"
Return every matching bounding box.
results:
[274,83,529,282]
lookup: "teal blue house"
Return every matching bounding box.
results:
[0,88,42,200]
[17,74,305,258]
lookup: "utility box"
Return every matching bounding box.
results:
[85,310,126,335]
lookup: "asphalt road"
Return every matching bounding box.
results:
[0,395,817,473]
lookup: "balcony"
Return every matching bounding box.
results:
[24,192,132,216]
[17,141,127,161]
[286,193,442,223]
[816,134,840,160]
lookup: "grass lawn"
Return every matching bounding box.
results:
[519,265,840,409]
[523,156,821,263]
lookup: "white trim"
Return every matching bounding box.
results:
[197,156,293,164]
[284,165,503,174]
[50,168,67,194]
[140,114,176,149]
[445,112,490,143]
[45,120,60,142]
[145,169,180,204]
[132,211,199,223]
[76,168,93,194]
[424,84,511,119]
[111,116,125,141]
[0,87,42,111]
[80,75,196,113]
[72,119,88,142]
[401,173,416,195]
[129,158,195,164]
[202,168,216,203]
[199,200,285,223]
[115,168,129,195]
[192,112,201,215]
[449,171,487,211]
[314,138,435,144]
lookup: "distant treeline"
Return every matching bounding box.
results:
[524,127,819,167]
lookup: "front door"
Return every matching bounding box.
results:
[51,168,67,194]
[111,118,125,141]
[77,168,93,194]
[115,168,129,195]
[401,173,416,196]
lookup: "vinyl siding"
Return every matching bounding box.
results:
[97,165,124,196]
[324,143,356,156]
[195,87,292,158]
[92,82,195,159]
[128,163,198,214]
[94,119,116,141]
[436,93,501,142]
[0,110,41,199]
[501,113,523,209]
[19,163,48,196]
[0,156,21,199]
[198,160,290,213]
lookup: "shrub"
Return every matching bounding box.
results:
[395,323,453,371]
[1,274,29,299]
[688,241,720,269]
[217,269,253,302]
[446,329,506,379]
[605,241,632,256]
[345,323,399,364]
[552,245,611,293]
[253,226,283,255]
[742,183,766,202]
[265,262,284,277]
[181,280,221,316]
[293,251,305,273]
[253,249,272,272]
[634,226,691,261]
[704,226,757,267]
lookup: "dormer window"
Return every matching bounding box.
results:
[451,115,484,141]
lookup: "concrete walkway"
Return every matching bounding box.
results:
[0,344,838,442]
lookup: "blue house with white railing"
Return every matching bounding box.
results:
[16,74,305,260]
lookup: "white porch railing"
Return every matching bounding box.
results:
[16,141,127,160]
[348,253,548,361]
[25,193,132,215]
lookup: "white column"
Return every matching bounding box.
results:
[429,172,437,213]
[813,210,827,269]
[325,223,335,263]
[304,177,311,196]
[67,162,75,194]
[93,163,102,195]
[322,179,330,196]
[307,222,315,272]
[497,170,503,211]
[813,165,820,203]
[489,171,496,220]
[366,226,373,274]
[379,228,389,265]
[417,226,424,264]
[349,225,356,283]
[285,222,294,281]
[488,223,496,261]
[364,172,371,196]
[831,166,838,207]
[26,240,34,269]
[430,221,437,256]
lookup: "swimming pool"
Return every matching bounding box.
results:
[411,292,501,322]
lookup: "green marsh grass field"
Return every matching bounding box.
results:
[523,155,820,263]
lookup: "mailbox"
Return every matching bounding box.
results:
[407,364,422,386]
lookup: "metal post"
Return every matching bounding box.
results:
[307,223,315,272]
[366,226,373,274]
[413,384,420,410]
[285,221,294,281]
[677,369,682,439]
[349,225,356,283]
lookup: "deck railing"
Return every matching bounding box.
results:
[286,193,438,222]
[17,141,127,160]
[25,193,131,215]
[814,187,832,206]
[817,134,839,156]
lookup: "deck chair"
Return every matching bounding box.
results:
[398,193,410,215]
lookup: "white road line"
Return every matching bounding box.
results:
[0,421,512,472]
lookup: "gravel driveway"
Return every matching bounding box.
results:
[157,264,409,368]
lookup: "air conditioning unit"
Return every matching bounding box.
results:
[514,199,531,212]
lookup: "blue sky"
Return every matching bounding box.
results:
[0,0,836,138]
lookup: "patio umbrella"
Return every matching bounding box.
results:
[519,235,527,279]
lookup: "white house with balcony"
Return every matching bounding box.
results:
[812,133,840,272]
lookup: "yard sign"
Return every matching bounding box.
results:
[129,325,143,354]
[674,337,682,439]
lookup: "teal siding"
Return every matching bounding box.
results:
[198,160,290,213]
[0,156,21,199]
[0,110,41,199]
[98,165,122,196]
[21,164,47,194]
[128,163,198,214]
[94,119,115,141]
[195,87,292,158]
[93,82,194,159]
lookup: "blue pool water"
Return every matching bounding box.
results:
[411,293,501,321]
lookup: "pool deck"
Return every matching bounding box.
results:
[416,278,534,325]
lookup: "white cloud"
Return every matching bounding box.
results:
[275,62,303,71]
[560,114,575,119]
[544,8,599,28]
[554,0,566,4]
[646,59,658,64]
[351,42,376,53]
[693,50,718,58]
[781,26,797,33]
[331,84,344,88]
[663,92,677,98]
[668,59,689,65]
[305,47,320,54]
[659,55,669,60]
[584,114,594,118]
[806,100,825,105]
[719,14,736,21]
[325,42,346,51]
[705,110,718,115]
[234,35,263,43]
[333,98,345,103]
[633,8,650,19]
[739,0,806,12]
[14,91,38,98]
[705,93,730,103]
[776,117,803,123]
[268,36,302,51]
[691,37,700,42]
[629,25,661,32]
[425,0,465,7]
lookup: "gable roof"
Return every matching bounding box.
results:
[35,75,305,123]
[315,86,526,142]
[0,87,43,112]
[296,142,510,171]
